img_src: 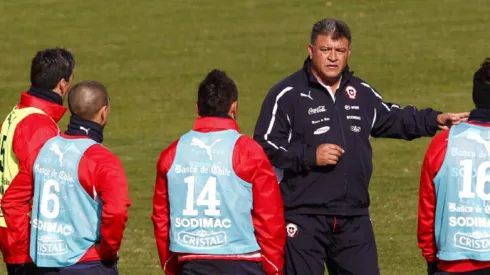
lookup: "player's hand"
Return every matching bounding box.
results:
[437,112,469,130]
[316,144,344,166]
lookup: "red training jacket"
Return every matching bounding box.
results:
[152,117,286,275]
[0,92,66,264]
[2,132,131,263]
[418,121,490,272]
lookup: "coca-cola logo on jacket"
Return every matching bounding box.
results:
[308,105,326,115]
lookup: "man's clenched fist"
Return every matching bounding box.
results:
[316,144,344,166]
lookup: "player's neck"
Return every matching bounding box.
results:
[201,113,233,119]
[27,86,63,105]
[311,70,341,93]
[65,115,104,143]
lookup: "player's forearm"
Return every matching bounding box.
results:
[253,209,285,275]
[2,200,31,259]
[418,226,436,262]
[99,209,128,259]
[2,172,33,245]
[372,105,440,139]
[155,236,170,268]
[418,164,437,262]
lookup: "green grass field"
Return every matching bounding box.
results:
[0,0,489,274]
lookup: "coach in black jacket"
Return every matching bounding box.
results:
[254,18,468,275]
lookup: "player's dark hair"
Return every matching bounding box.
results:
[474,58,490,85]
[473,58,490,109]
[30,48,75,90]
[311,18,351,46]
[68,80,109,120]
[197,69,238,117]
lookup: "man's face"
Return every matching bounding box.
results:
[308,34,350,83]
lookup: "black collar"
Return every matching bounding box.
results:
[27,87,63,105]
[469,108,490,123]
[65,115,104,143]
[201,114,232,119]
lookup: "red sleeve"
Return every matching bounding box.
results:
[152,139,179,275]
[82,145,131,260]
[418,130,449,262]
[1,115,59,263]
[12,114,59,164]
[233,136,285,275]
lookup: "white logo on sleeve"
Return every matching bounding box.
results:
[314,126,330,135]
[300,91,314,100]
[190,138,221,160]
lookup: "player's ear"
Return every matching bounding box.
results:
[308,44,314,60]
[229,101,238,120]
[55,79,67,97]
[99,105,110,126]
[57,74,74,98]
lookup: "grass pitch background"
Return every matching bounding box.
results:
[0,0,488,274]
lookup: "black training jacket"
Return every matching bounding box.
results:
[253,58,441,216]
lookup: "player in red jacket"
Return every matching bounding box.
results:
[0,48,74,275]
[418,58,490,275]
[152,70,285,275]
[2,80,131,274]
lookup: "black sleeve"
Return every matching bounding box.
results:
[365,83,441,140]
[253,87,317,174]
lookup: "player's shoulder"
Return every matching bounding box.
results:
[159,139,180,159]
[13,114,59,149]
[157,138,180,171]
[17,113,58,131]
[267,68,305,100]
[347,75,382,98]
[430,129,450,147]
[232,135,270,178]
[84,143,123,168]
[425,129,450,157]
[22,111,56,123]
[235,135,267,158]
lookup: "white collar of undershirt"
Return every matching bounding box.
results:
[316,76,342,103]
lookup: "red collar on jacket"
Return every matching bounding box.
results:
[192,116,241,133]
[17,92,67,123]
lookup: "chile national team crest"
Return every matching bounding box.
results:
[286,223,298,238]
[345,86,357,99]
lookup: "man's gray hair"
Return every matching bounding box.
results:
[310,18,351,45]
